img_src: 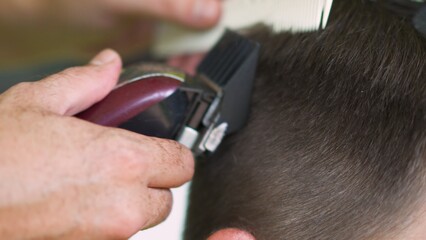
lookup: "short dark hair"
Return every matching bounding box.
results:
[184,1,426,239]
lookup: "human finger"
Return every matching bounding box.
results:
[144,137,195,188]
[117,131,195,188]
[100,128,194,188]
[139,188,173,230]
[10,49,122,116]
[109,0,222,29]
[167,53,206,75]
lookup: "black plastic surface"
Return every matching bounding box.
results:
[197,30,260,134]
[119,89,191,139]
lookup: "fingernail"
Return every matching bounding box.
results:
[90,49,119,66]
[192,0,220,22]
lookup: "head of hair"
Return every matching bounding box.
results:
[184,1,426,239]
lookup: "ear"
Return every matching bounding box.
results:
[207,228,256,240]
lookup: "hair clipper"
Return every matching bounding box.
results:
[77,31,260,155]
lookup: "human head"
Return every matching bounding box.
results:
[184,0,426,239]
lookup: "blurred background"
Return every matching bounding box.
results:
[0,11,156,91]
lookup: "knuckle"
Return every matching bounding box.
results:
[151,190,173,224]
[120,147,147,172]
[97,193,147,238]
[136,189,173,231]
[1,82,36,107]
[158,190,173,212]
[101,213,140,239]
[61,66,92,79]
[104,130,148,172]
[6,82,35,97]
[48,69,77,85]
[106,190,173,231]
[53,66,97,87]
[9,82,35,92]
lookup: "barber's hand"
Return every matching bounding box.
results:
[1,0,222,29]
[0,49,194,240]
[102,0,222,28]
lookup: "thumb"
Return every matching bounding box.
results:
[29,49,122,116]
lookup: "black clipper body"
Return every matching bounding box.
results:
[78,31,260,155]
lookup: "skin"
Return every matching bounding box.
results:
[207,229,256,240]
[0,0,222,28]
[389,197,426,240]
[0,49,194,239]
[168,53,206,75]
